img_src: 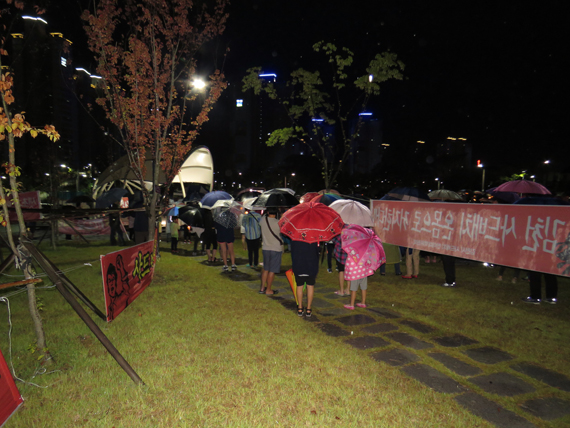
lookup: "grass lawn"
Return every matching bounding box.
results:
[1,238,569,427]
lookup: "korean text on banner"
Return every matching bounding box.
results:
[100,240,156,322]
[7,190,40,222]
[371,200,570,276]
[0,348,24,426]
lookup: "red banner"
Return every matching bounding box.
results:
[0,348,23,426]
[58,218,111,236]
[100,240,156,322]
[371,200,570,276]
[7,191,41,222]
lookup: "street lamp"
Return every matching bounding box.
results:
[477,162,485,191]
[435,178,440,190]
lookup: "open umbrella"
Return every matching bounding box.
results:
[251,188,299,209]
[311,193,343,206]
[236,187,265,202]
[300,192,320,203]
[494,179,551,195]
[318,189,341,196]
[178,206,204,228]
[211,199,242,228]
[95,188,129,208]
[381,187,431,202]
[200,190,232,209]
[428,189,463,201]
[329,199,373,226]
[486,187,520,204]
[341,225,386,281]
[514,196,570,206]
[279,201,344,243]
[67,194,95,206]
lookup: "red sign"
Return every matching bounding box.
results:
[0,348,23,426]
[371,200,570,276]
[7,191,41,222]
[58,218,111,236]
[100,240,156,322]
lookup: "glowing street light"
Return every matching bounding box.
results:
[477,160,485,191]
[192,78,206,90]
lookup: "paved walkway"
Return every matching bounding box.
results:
[192,252,570,428]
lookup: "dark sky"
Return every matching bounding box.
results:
[47,0,568,177]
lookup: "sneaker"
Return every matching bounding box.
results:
[222,265,229,271]
[441,282,456,287]
[402,275,412,279]
[327,268,332,273]
[231,265,237,271]
[246,263,250,267]
[543,298,557,304]
[344,304,355,310]
[521,296,540,304]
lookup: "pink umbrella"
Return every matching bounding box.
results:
[494,179,551,195]
[341,225,386,280]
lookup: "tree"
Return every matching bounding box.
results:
[82,0,228,235]
[1,0,60,365]
[242,42,404,191]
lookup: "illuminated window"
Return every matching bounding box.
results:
[236,99,243,107]
[61,57,67,67]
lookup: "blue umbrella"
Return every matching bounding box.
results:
[200,191,232,209]
[95,188,129,208]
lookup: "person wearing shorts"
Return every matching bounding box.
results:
[332,231,350,296]
[259,210,283,296]
[291,240,320,317]
[214,219,236,271]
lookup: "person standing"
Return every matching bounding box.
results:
[402,247,420,279]
[259,209,283,296]
[109,205,125,246]
[440,254,457,287]
[242,210,262,268]
[214,214,236,271]
[291,240,320,317]
[170,217,180,253]
[522,272,558,304]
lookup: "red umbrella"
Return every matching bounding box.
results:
[300,192,319,203]
[279,202,344,243]
[494,179,551,195]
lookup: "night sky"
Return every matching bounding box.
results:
[47,0,568,181]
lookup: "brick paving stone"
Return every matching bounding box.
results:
[511,363,570,392]
[224,271,255,281]
[246,282,261,290]
[316,287,337,294]
[463,346,514,364]
[310,297,335,308]
[469,372,536,397]
[370,348,420,366]
[367,307,401,319]
[519,397,570,421]
[279,300,299,311]
[361,323,399,334]
[455,392,537,428]
[344,335,390,350]
[317,323,351,337]
[318,307,351,317]
[432,334,479,347]
[428,352,483,376]
[401,364,468,394]
[399,319,435,333]
[385,332,434,350]
[336,314,377,326]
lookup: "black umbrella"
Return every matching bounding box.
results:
[251,189,299,209]
[178,206,204,228]
[381,187,431,202]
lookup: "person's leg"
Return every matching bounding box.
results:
[412,249,420,276]
[544,274,558,299]
[361,288,367,306]
[252,239,260,266]
[338,270,347,294]
[265,272,276,294]
[306,285,314,311]
[171,237,176,252]
[296,285,304,314]
[260,269,268,292]
[219,242,228,267]
[246,239,253,265]
[528,271,542,300]
[326,243,333,271]
[441,255,455,284]
[404,249,412,277]
[394,263,402,275]
[349,289,357,307]
[228,242,236,267]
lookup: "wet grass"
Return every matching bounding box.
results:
[0,240,568,427]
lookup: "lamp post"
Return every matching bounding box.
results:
[477,163,485,191]
[435,178,440,190]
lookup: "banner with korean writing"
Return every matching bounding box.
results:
[7,190,41,222]
[58,218,111,236]
[100,240,156,322]
[371,200,570,276]
[0,348,23,426]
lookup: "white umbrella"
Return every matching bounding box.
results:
[329,199,373,227]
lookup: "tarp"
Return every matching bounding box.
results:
[0,348,23,427]
[371,200,570,276]
[58,218,111,236]
[7,191,41,222]
[100,240,156,322]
